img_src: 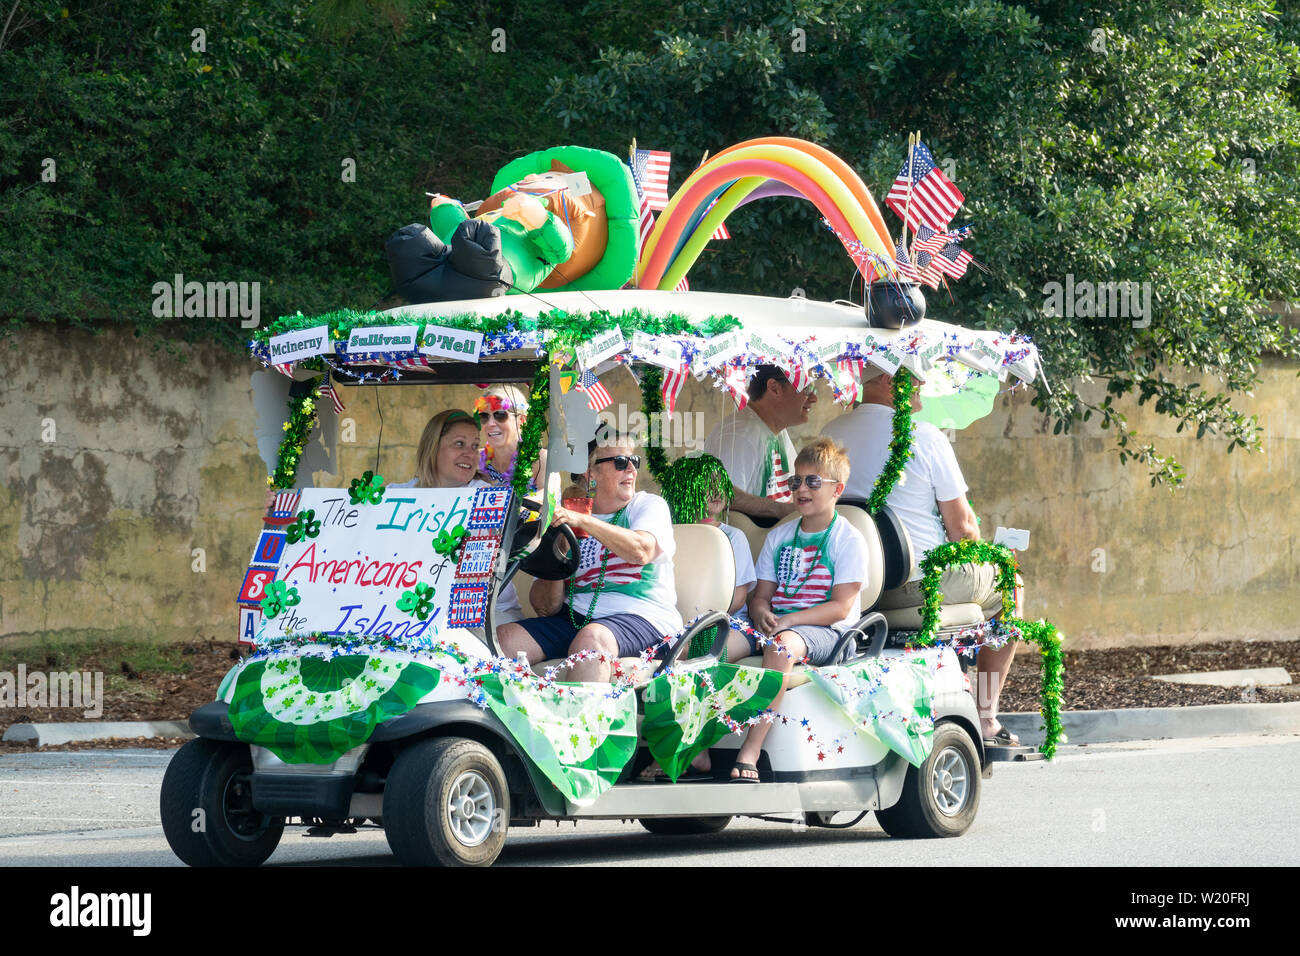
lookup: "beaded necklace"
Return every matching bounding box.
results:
[779,513,837,600]
[567,504,629,628]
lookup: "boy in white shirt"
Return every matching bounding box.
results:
[731,438,868,782]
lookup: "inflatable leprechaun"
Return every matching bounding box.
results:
[386,145,641,303]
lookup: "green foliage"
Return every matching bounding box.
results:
[552,0,1300,483]
[3,0,1298,483]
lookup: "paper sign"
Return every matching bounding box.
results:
[865,349,903,376]
[972,338,1004,368]
[238,607,264,648]
[252,488,496,640]
[346,325,419,354]
[268,326,333,363]
[420,325,484,362]
[561,171,592,197]
[994,527,1031,551]
[748,332,794,363]
[576,328,626,371]
[695,329,748,370]
[631,331,684,371]
[813,339,844,365]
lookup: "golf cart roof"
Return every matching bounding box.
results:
[252,289,1041,390]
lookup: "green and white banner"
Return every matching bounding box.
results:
[807,655,937,767]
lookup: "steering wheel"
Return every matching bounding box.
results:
[516,520,581,581]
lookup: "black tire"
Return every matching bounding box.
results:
[160,738,283,867]
[383,737,509,867]
[875,721,981,838]
[638,816,732,835]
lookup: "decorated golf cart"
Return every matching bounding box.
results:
[160,139,1064,867]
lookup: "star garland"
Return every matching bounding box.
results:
[269,379,322,489]
[865,367,916,515]
[910,539,1066,758]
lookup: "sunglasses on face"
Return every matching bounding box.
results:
[485,410,512,423]
[594,455,642,472]
[788,474,833,491]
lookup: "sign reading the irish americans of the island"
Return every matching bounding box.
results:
[244,487,510,644]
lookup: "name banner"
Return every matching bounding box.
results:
[420,325,485,363]
[575,328,626,371]
[631,331,683,371]
[865,348,903,376]
[695,329,748,370]
[748,332,794,364]
[346,325,419,355]
[268,326,333,363]
[812,339,845,365]
[246,487,511,642]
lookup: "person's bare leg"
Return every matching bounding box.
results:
[684,630,762,776]
[565,623,619,682]
[976,642,1018,741]
[497,622,545,665]
[731,631,806,780]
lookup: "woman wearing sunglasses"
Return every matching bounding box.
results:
[497,437,682,682]
[473,385,545,490]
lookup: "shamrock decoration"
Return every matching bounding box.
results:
[396,582,435,620]
[432,523,468,561]
[260,580,301,619]
[286,509,321,544]
[348,469,386,506]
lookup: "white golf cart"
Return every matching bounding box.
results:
[160,288,1046,867]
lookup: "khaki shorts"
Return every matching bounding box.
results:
[877,562,1004,615]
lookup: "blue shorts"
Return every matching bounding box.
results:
[516,607,666,660]
[752,624,843,666]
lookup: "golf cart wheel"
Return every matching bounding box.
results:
[875,721,980,839]
[638,816,732,835]
[383,737,509,867]
[160,738,284,867]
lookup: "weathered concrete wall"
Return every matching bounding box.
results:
[2,327,1296,650]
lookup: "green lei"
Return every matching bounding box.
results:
[865,367,916,515]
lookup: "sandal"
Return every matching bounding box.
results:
[983,725,1021,747]
[729,761,760,783]
[637,764,668,782]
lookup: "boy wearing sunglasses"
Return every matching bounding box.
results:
[731,438,868,782]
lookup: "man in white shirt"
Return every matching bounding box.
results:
[702,366,818,522]
[822,368,1020,746]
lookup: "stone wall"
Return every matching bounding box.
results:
[2,326,1296,650]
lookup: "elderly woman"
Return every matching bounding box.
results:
[390,408,487,489]
[497,437,681,682]
[473,384,545,490]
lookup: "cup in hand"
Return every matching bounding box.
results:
[561,498,593,539]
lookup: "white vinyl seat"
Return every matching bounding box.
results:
[880,602,986,631]
[509,524,736,683]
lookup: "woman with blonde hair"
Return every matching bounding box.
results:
[391,408,486,489]
[474,384,545,489]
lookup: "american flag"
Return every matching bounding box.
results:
[785,364,811,394]
[574,537,647,589]
[722,363,749,410]
[318,381,345,413]
[705,198,730,240]
[674,275,690,292]
[632,148,671,211]
[633,172,656,261]
[576,369,613,412]
[661,362,689,414]
[893,238,920,282]
[911,223,949,258]
[767,446,791,502]
[913,245,942,290]
[932,240,974,280]
[886,141,964,233]
[771,542,835,611]
[836,358,864,403]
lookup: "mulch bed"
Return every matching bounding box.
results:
[1,638,1297,752]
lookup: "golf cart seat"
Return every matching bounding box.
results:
[512,523,736,683]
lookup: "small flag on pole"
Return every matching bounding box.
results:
[893,238,920,282]
[632,148,672,211]
[932,240,974,280]
[673,275,690,292]
[576,369,613,412]
[886,141,964,233]
[318,382,346,413]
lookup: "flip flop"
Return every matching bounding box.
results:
[729,761,760,783]
[637,764,668,782]
[983,726,1021,747]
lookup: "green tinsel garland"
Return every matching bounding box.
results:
[865,367,916,515]
[659,454,734,524]
[638,366,670,484]
[512,360,551,506]
[912,539,1066,758]
[252,307,742,354]
[269,379,322,489]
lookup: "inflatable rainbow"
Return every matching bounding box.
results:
[635,137,898,291]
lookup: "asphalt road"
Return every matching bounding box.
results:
[1,735,1296,866]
